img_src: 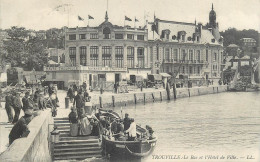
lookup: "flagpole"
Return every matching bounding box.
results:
[134,17,136,28]
[88,16,89,27]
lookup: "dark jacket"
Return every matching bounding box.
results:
[111,121,118,133]
[13,96,22,110]
[9,115,33,144]
[73,94,85,109]
[123,118,131,131]
[69,112,78,124]
[5,95,13,108]
[22,97,33,110]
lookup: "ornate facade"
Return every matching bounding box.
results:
[148,4,225,83]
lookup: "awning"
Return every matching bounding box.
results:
[160,73,171,78]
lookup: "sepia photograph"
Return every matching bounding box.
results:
[0,0,260,161]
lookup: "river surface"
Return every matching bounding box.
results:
[109,91,260,162]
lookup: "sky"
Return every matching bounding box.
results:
[0,0,259,32]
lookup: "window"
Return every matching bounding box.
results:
[173,49,178,61]
[181,49,186,61]
[90,46,98,66]
[69,34,76,40]
[90,33,98,39]
[214,53,217,61]
[115,46,123,68]
[127,34,134,40]
[127,47,134,68]
[165,48,170,62]
[181,35,185,41]
[189,50,193,61]
[197,36,200,42]
[137,35,144,40]
[103,27,111,39]
[182,66,185,74]
[150,47,153,63]
[79,34,86,40]
[165,66,169,73]
[69,47,76,66]
[196,50,200,61]
[197,66,200,74]
[80,46,87,66]
[221,52,223,63]
[156,46,159,60]
[189,66,193,74]
[102,46,112,66]
[137,47,144,68]
[115,34,123,39]
[206,49,208,62]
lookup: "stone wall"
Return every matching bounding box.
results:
[93,85,228,108]
[0,110,53,162]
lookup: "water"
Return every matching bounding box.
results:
[109,91,260,162]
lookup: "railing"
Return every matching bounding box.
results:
[173,60,206,64]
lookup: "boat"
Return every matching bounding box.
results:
[102,125,157,160]
[98,109,157,160]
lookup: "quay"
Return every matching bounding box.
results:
[0,85,227,162]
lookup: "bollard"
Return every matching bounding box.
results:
[213,87,214,93]
[112,96,115,107]
[188,89,190,97]
[173,84,177,99]
[99,96,103,108]
[198,89,200,95]
[65,97,70,109]
[134,94,137,104]
[152,93,155,102]
[144,93,146,104]
[217,87,219,93]
[160,92,162,101]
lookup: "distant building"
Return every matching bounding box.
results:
[48,48,65,63]
[148,4,224,82]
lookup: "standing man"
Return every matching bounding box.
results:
[12,92,22,124]
[22,91,33,112]
[123,113,131,131]
[5,91,14,123]
[73,90,85,116]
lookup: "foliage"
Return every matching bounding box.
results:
[220,28,259,47]
[2,26,48,71]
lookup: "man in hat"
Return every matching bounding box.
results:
[22,91,33,112]
[73,90,85,115]
[123,113,131,131]
[5,91,14,123]
[12,92,22,124]
[38,92,46,110]
[9,109,34,145]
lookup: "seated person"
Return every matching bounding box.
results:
[9,109,34,145]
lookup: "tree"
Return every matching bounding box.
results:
[2,26,48,71]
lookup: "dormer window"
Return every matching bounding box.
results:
[178,31,186,42]
[211,39,215,43]
[187,37,192,41]
[103,27,111,39]
[161,29,171,40]
[172,35,176,40]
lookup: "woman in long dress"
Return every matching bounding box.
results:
[78,113,92,136]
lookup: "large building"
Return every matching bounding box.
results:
[148,4,224,83]
[45,4,225,88]
[45,12,151,89]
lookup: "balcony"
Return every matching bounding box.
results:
[173,60,206,64]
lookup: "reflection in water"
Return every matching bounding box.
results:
[108,92,260,161]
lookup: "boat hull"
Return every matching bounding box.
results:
[102,136,157,160]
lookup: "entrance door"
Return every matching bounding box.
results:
[115,74,120,83]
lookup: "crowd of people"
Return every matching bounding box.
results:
[2,84,59,145]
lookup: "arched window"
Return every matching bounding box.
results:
[103,27,111,39]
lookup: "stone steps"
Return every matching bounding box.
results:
[53,117,102,161]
